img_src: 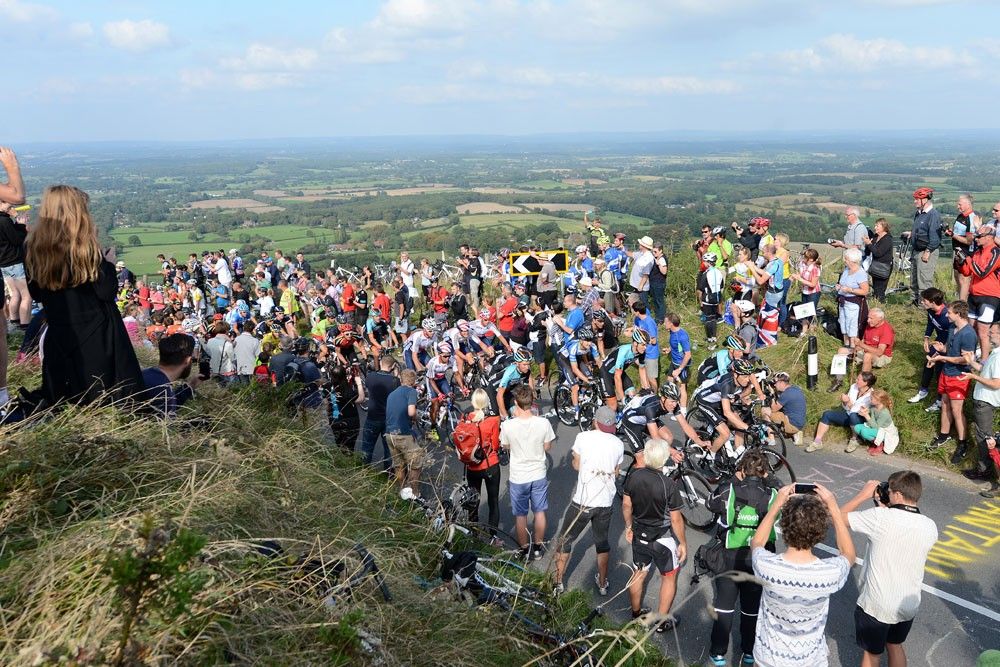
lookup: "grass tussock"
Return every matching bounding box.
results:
[0,376,670,666]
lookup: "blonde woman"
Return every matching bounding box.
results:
[464,388,503,542]
[24,185,142,406]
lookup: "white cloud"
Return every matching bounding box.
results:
[67,21,93,39]
[183,44,320,92]
[741,33,976,73]
[0,0,56,22]
[220,44,318,72]
[103,19,172,52]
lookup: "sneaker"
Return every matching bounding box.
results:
[805,441,825,453]
[552,582,565,596]
[908,389,929,404]
[926,434,951,450]
[631,607,650,620]
[655,617,679,633]
[925,399,942,413]
[981,484,999,499]
[594,573,608,596]
[530,543,546,561]
[868,445,884,456]
[950,443,969,466]
[962,467,993,482]
[793,431,803,446]
[707,657,726,667]
[845,438,859,453]
[741,655,756,665]
[519,545,531,561]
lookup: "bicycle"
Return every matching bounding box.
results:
[399,485,521,551]
[254,541,393,607]
[552,377,601,430]
[613,447,716,531]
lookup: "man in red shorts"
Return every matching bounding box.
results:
[926,301,979,465]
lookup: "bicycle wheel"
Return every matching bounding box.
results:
[546,370,562,401]
[758,422,787,458]
[676,469,716,531]
[615,452,637,499]
[762,447,796,486]
[554,386,578,426]
[453,522,522,553]
[577,401,596,432]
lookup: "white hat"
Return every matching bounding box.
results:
[578,275,593,287]
[115,260,125,268]
[734,299,755,313]
[575,244,588,254]
[638,236,654,249]
[228,248,237,255]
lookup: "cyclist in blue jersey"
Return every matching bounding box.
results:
[364,312,392,362]
[599,328,651,411]
[495,348,535,419]
[557,327,599,411]
[696,335,751,385]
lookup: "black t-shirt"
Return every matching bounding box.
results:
[648,255,668,288]
[596,323,617,351]
[232,288,250,304]
[469,257,483,280]
[393,289,409,316]
[623,467,682,532]
[740,230,762,260]
[365,370,400,421]
[450,293,468,320]
[355,290,369,312]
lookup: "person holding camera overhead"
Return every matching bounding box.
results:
[958,223,1000,360]
[839,472,938,667]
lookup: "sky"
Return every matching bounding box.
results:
[4,0,998,142]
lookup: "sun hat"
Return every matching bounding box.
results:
[638,236,654,249]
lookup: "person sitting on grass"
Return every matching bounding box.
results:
[834,309,894,377]
[806,371,875,454]
[853,389,899,456]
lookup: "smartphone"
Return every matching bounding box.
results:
[794,483,817,495]
[826,238,837,245]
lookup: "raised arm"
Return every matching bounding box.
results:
[0,147,25,204]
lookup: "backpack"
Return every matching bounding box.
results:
[282,359,304,385]
[452,416,486,466]
[724,480,777,549]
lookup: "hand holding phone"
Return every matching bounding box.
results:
[794,482,817,495]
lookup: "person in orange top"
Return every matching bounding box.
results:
[961,223,1000,359]
[854,309,894,372]
[341,279,356,317]
[372,283,391,322]
[464,388,503,542]
[429,276,449,316]
[497,284,519,338]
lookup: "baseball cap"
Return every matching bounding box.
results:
[578,275,593,287]
[614,232,626,240]
[734,299,755,313]
[594,406,617,433]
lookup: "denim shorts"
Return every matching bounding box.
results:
[509,478,549,517]
[1,263,25,280]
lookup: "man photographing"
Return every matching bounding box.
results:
[840,472,938,667]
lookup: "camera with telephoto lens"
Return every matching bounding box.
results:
[875,481,891,506]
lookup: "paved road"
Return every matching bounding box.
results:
[369,401,1000,666]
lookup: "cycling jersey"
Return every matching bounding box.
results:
[444,327,479,355]
[967,245,1000,298]
[621,393,670,430]
[425,355,454,381]
[403,329,437,354]
[470,319,503,345]
[499,364,530,389]
[601,344,645,374]
[559,339,598,365]
[696,350,732,384]
[693,372,744,409]
[327,328,361,352]
[365,316,390,343]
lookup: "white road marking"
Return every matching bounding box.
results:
[812,542,1000,624]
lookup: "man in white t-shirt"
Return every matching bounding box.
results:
[213,251,233,286]
[553,406,624,595]
[628,236,655,305]
[961,326,1000,490]
[839,471,938,667]
[399,251,416,298]
[500,384,556,561]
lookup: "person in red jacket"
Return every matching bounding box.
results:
[497,284,519,340]
[464,388,503,544]
[962,223,1000,359]
[429,276,449,317]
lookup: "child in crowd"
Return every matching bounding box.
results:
[853,389,898,456]
[791,247,822,332]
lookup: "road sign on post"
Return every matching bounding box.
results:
[509,250,570,277]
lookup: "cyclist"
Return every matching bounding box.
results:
[599,328,651,411]
[425,341,458,425]
[443,319,480,386]
[696,335,751,385]
[311,308,338,338]
[326,315,363,368]
[270,305,297,338]
[403,318,439,372]
[620,383,707,469]
[469,306,512,359]
[492,347,535,419]
[691,357,765,456]
[556,327,599,413]
[591,309,619,360]
[364,312,392,362]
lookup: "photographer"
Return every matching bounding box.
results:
[0,147,26,410]
[731,218,762,262]
[959,223,1000,359]
[839,472,938,667]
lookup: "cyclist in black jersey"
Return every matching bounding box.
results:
[556,327,599,410]
[620,383,709,468]
[591,310,619,360]
[692,357,765,454]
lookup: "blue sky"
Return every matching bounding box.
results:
[5,0,997,141]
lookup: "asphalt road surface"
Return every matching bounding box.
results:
[368,399,1000,666]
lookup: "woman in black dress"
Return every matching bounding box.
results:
[866,217,894,302]
[326,364,365,453]
[24,185,143,407]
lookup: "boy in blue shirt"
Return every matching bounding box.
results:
[632,301,660,390]
[666,313,692,412]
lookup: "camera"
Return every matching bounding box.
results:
[875,481,891,506]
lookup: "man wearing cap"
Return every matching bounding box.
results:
[116,260,135,289]
[536,252,558,309]
[903,187,943,303]
[566,245,593,290]
[628,236,655,306]
[552,405,624,596]
[577,274,600,321]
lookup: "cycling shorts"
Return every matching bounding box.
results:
[598,367,634,400]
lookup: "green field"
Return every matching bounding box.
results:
[514,179,573,190]
[112,223,329,275]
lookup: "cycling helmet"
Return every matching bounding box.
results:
[498,248,510,258]
[456,319,470,333]
[751,217,771,230]
[338,323,353,333]
[773,371,790,383]
[292,337,312,354]
[272,306,285,315]
[731,357,756,376]
[659,382,681,401]
[421,318,436,331]
[632,328,650,345]
[913,187,934,200]
[576,327,595,342]
[725,334,749,351]
[733,299,755,314]
[591,309,608,322]
[575,244,588,254]
[712,226,725,236]
[702,252,717,265]
[437,341,453,355]
[513,348,532,363]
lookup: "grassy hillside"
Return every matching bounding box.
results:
[0,359,669,666]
